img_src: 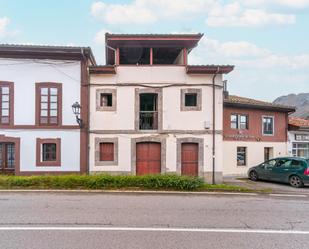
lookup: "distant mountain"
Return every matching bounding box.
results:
[273,93,309,120]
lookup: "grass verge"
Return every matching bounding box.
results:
[0,174,203,191]
[0,174,263,192]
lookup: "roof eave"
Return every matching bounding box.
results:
[224,101,296,113]
[186,65,234,74]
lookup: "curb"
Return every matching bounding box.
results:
[0,189,307,198]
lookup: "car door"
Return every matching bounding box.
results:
[271,159,292,182]
[258,159,277,180]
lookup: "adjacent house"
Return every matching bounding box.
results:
[89,33,233,183]
[288,117,309,159]
[223,94,295,176]
[0,45,95,175]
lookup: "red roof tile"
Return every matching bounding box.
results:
[289,117,309,128]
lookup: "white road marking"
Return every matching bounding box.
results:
[269,194,307,198]
[0,226,308,234]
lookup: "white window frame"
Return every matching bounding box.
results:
[262,115,275,136]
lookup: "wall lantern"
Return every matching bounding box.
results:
[72,102,83,128]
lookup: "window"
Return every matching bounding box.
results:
[36,138,61,166]
[139,93,158,130]
[181,89,202,111]
[185,93,197,107]
[262,116,274,135]
[99,143,114,161]
[100,93,112,107]
[96,89,117,111]
[95,138,118,166]
[36,83,61,126]
[292,143,309,158]
[237,147,247,166]
[262,159,277,168]
[0,82,13,126]
[230,114,248,129]
[295,134,309,141]
[42,143,57,161]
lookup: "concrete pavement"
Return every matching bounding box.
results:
[224,176,309,194]
[0,192,308,249]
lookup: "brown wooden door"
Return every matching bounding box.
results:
[136,142,161,175]
[181,143,198,177]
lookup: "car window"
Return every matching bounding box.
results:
[276,159,292,167]
[262,159,277,167]
[290,160,302,167]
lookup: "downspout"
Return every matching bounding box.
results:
[81,48,90,174]
[212,67,220,185]
[105,45,117,65]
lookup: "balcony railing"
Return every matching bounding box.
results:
[139,111,158,130]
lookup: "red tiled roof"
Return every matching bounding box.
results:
[289,117,309,128]
[224,95,295,112]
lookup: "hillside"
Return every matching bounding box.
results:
[273,93,309,120]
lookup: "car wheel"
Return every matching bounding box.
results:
[289,175,304,188]
[249,170,258,181]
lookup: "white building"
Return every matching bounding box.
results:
[288,117,309,159]
[0,45,95,175]
[89,33,233,183]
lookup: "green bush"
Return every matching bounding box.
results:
[0,174,204,191]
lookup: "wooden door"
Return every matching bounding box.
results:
[181,143,198,177]
[136,142,161,175]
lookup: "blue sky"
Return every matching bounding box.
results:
[0,0,309,101]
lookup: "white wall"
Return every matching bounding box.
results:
[90,66,223,131]
[223,141,288,176]
[89,133,223,175]
[1,129,80,172]
[0,58,81,125]
[0,58,82,173]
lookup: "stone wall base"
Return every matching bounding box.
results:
[90,171,131,176]
[203,172,223,184]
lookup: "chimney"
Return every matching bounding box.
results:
[223,80,229,99]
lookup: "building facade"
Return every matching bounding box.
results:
[288,117,309,159]
[223,95,294,176]
[89,33,233,183]
[0,45,95,175]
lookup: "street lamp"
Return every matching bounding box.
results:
[72,102,83,128]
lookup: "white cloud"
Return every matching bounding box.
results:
[91,1,157,24]
[206,2,295,27]
[189,36,309,70]
[189,37,309,101]
[243,0,309,9]
[94,29,111,44]
[0,17,10,37]
[0,17,19,38]
[91,0,297,27]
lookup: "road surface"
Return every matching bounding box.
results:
[0,191,308,249]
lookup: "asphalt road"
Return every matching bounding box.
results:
[0,192,309,249]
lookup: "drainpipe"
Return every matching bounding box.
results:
[105,45,117,65]
[212,67,220,185]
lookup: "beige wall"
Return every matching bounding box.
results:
[90,66,223,131]
[89,65,225,183]
[89,133,223,182]
[223,141,288,176]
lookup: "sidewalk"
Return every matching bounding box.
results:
[224,176,309,194]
